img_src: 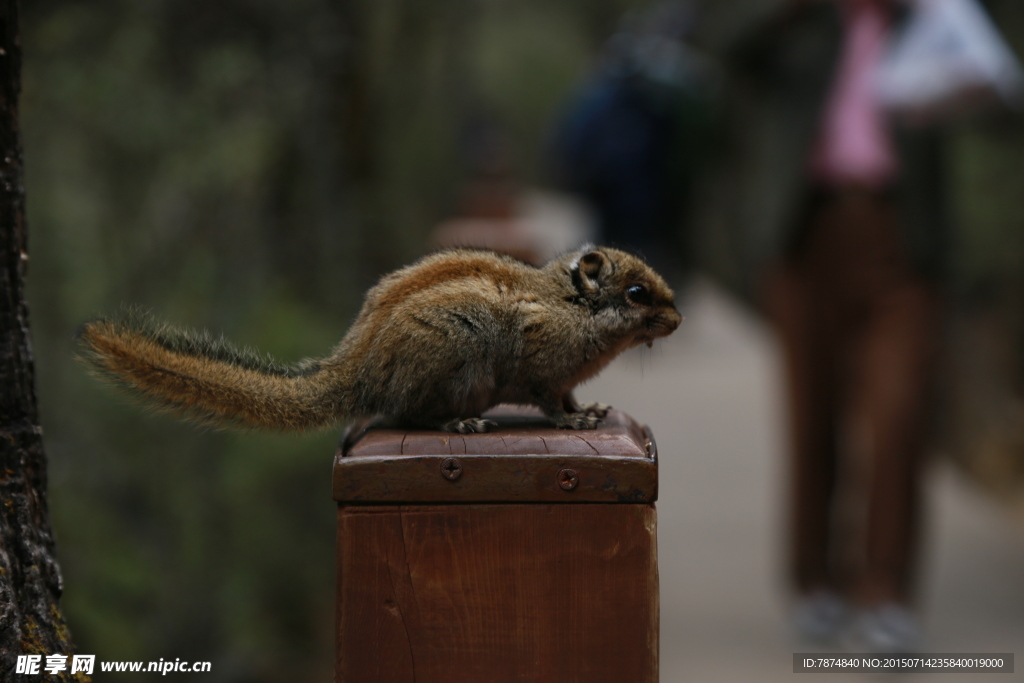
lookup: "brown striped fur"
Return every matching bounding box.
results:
[78,246,681,433]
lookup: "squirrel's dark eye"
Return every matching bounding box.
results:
[626,284,652,306]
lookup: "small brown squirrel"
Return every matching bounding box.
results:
[77,245,680,435]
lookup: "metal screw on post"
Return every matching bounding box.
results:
[557,468,579,491]
[440,457,463,481]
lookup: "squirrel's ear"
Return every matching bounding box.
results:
[579,251,607,278]
[574,249,610,293]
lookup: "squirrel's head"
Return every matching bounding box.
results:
[559,246,681,348]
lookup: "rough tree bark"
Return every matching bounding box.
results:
[0,0,84,681]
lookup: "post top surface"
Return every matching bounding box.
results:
[334,407,658,504]
[344,406,648,459]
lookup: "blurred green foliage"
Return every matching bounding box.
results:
[20,0,646,680]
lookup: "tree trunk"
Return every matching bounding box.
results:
[0,0,83,680]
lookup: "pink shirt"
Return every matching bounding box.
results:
[809,0,898,187]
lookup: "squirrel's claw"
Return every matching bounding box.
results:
[443,417,498,434]
[577,402,611,418]
[553,412,602,430]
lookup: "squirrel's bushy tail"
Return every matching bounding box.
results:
[76,310,340,431]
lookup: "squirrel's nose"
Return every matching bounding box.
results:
[668,309,682,330]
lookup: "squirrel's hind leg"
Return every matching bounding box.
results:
[342,415,497,441]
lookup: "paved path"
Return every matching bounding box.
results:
[578,281,1024,682]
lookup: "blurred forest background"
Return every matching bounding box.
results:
[15,0,1024,681]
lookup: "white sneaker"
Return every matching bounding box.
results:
[791,590,849,645]
[850,603,922,653]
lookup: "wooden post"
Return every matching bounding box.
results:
[334,408,659,683]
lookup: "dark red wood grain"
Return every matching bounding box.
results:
[336,503,659,683]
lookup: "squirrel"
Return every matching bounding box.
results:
[77,245,681,438]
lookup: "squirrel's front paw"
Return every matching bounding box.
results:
[442,417,498,434]
[553,413,602,430]
[577,402,611,418]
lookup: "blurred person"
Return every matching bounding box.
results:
[694,0,952,650]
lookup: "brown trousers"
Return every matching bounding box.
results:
[765,188,938,605]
